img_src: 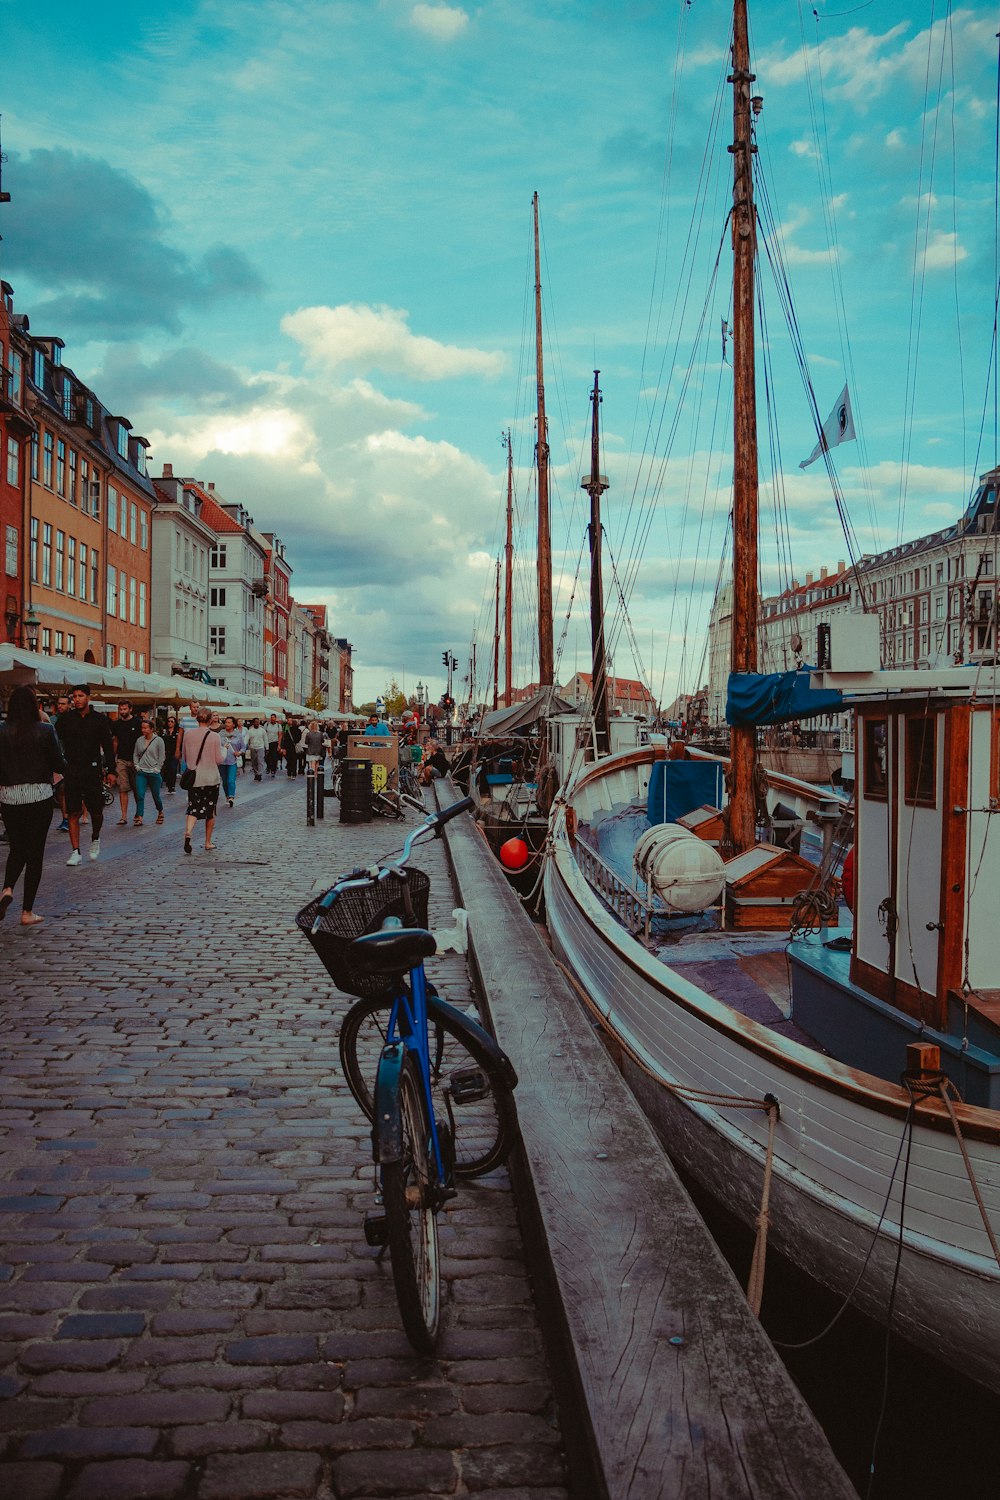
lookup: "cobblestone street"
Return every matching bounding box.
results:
[0,774,568,1500]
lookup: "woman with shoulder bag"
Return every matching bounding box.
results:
[179,709,226,855]
[0,686,66,926]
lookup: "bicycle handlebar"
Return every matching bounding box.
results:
[311,797,475,931]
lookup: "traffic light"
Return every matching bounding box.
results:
[442,652,449,667]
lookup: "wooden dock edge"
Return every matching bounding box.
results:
[435,784,855,1500]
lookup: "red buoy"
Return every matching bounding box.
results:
[499,837,530,871]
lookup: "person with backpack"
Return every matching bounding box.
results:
[0,687,66,926]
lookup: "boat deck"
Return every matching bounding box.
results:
[652,934,823,1050]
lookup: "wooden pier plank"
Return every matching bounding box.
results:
[437,784,855,1500]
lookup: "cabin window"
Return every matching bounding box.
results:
[904,716,936,807]
[863,718,888,800]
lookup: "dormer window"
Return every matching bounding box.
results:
[117,423,129,459]
[32,349,45,388]
[62,378,73,420]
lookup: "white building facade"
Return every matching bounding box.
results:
[151,466,213,677]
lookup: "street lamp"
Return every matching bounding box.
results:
[23,607,40,652]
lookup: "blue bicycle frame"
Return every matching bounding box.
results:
[373,964,450,1187]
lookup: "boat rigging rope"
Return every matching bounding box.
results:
[550,954,781,1318]
[919,1072,1000,1270]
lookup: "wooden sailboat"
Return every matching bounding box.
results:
[543,0,1000,1391]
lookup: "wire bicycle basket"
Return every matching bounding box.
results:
[296,869,431,998]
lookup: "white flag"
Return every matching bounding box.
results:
[799,384,856,469]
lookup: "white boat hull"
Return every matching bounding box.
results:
[545,751,1000,1393]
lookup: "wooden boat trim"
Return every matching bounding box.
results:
[550,802,1000,1146]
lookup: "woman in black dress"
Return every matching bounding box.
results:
[0,686,66,926]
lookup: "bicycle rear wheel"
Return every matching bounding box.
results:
[340,995,515,1178]
[381,1051,440,1353]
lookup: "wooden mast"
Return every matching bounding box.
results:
[728,0,760,854]
[583,371,611,757]
[504,429,514,707]
[533,192,554,688]
[493,556,500,712]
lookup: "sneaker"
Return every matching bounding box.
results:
[66,848,82,866]
[228,798,234,807]
[57,818,69,832]
[89,840,101,861]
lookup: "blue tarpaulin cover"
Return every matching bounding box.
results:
[726,668,843,727]
[647,760,725,825]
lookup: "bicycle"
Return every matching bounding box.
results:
[296,797,518,1352]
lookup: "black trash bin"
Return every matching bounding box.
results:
[339,758,372,823]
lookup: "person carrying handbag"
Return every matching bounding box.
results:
[179,710,226,855]
[133,720,166,826]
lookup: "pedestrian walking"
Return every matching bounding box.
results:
[179,709,226,854]
[245,718,267,780]
[52,694,71,831]
[281,718,300,778]
[133,719,166,826]
[264,714,281,777]
[218,716,245,806]
[112,701,142,826]
[162,715,179,793]
[303,719,326,774]
[0,687,66,927]
[55,685,116,864]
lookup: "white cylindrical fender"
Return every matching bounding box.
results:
[633,823,725,913]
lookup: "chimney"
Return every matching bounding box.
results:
[837,559,846,573]
[208,482,215,492]
[162,462,173,478]
[805,572,814,585]
[820,566,828,580]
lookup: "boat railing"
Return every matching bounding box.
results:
[573,837,662,937]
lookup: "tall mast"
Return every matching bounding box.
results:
[583,371,611,757]
[728,0,760,854]
[534,192,554,688]
[493,556,500,712]
[504,430,514,707]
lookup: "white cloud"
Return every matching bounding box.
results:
[409,4,469,42]
[918,230,968,273]
[281,303,504,381]
[885,128,906,150]
[789,139,817,160]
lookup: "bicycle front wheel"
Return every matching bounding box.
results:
[340,995,515,1178]
[382,1051,440,1353]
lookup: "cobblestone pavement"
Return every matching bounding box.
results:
[0,772,569,1500]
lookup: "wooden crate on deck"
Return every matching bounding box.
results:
[723,844,815,930]
[676,804,725,848]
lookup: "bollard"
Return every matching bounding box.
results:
[306,766,315,827]
[316,766,325,820]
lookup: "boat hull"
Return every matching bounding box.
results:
[545,751,1000,1394]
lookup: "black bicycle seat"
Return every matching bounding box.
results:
[349,927,437,976]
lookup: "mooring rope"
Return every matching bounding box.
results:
[551,955,780,1316]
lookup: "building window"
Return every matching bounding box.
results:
[108,487,118,533]
[30,519,38,582]
[67,536,76,596]
[863,717,888,801]
[43,432,53,488]
[56,439,66,495]
[78,543,88,600]
[139,580,147,627]
[117,423,129,458]
[7,350,22,403]
[5,525,17,576]
[210,625,226,655]
[120,498,128,538]
[66,633,75,658]
[6,436,17,486]
[31,431,38,481]
[42,524,52,587]
[129,575,136,624]
[69,448,78,504]
[119,573,127,620]
[32,349,45,387]
[54,629,63,655]
[62,378,73,420]
[41,627,51,655]
[129,650,136,669]
[140,511,148,550]
[106,643,115,667]
[138,652,145,671]
[130,503,137,544]
[211,544,227,568]
[55,530,65,591]
[210,586,226,607]
[107,565,118,617]
[91,549,99,604]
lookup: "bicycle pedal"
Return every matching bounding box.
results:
[449,1066,490,1105]
[363,1211,388,1247]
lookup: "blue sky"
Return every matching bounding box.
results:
[0,0,995,706]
